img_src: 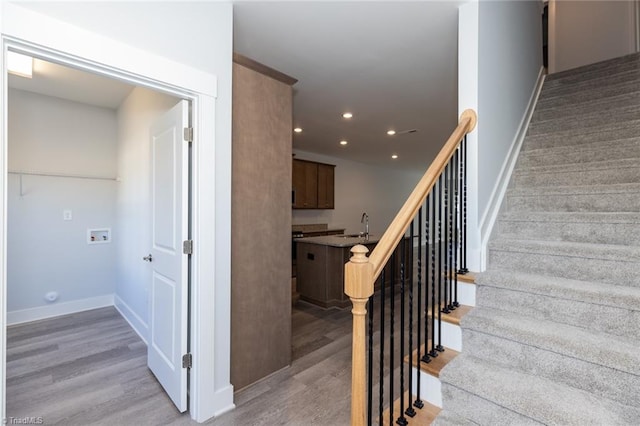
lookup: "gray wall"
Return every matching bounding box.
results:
[7,88,117,314]
[477,0,543,220]
[551,0,636,73]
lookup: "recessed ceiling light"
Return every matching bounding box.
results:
[342,112,353,119]
[8,51,33,78]
[294,127,303,133]
[340,140,348,146]
[387,130,396,136]
[391,154,398,159]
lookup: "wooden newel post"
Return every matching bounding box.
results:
[344,244,375,426]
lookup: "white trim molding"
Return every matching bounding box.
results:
[114,295,149,345]
[7,294,114,326]
[478,66,546,270]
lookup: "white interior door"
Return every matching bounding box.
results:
[147,100,190,412]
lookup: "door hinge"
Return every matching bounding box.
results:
[182,353,192,369]
[184,127,193,143]
[183,239,193,255]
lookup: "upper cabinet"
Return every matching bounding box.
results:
[292,159,335,209]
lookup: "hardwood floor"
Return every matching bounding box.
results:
[6,302,354,426]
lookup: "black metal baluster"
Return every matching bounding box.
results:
[367,293,374,426]
[379,267,386,424]
[453,147,460,307]
[429,187,439,358]
[436,176,445,353]
[397,240,408,426]
[423,195,433,362]
[414,212,424,409]
[459,135,469,274]
[442,165,451,315]
[389,254,396,424]
[447,160,455,312]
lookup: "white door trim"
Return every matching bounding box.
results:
[0,3,233,422]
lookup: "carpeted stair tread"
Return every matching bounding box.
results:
[432,409,479,426]
[538,70,640,102]
[518,137,640,167]
[522,119,640,150]
[533,90,640,122]
[513,158,640,187]
[545,52,640,82]
[476,270,640,312]
[506,182,640,213]
[440,354,640,425]
[459,329,640,409]
[527,103,640,136]
[460,307,640,376]
[489,238,640,264]
[474,271,640,339]
[537,79,640,110]
[498,211,640,245]
[440,383,542,425]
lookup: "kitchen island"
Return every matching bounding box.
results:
[295,235,411,308]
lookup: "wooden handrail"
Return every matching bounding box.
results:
[344,109,476,426]
[368,109,477,281]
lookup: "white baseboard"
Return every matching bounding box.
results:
[7,294,114,325]
[114,294,148,345]
[478,66,546,270]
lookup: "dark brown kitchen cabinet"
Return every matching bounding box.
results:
[292,159,335,209]
[317,163,335,209]
[292,159,318,208]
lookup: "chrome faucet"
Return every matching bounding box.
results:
[361,212,369,240]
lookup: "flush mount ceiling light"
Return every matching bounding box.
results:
[293,127,303,133]
[391,154,398,159]
[387,130,396,136]
[342,112,353,119]
[339,140,348,146]
[8,51,33,78]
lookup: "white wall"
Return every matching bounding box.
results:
[459,0,543,271]
[115,87,179,342]
[550,0,636,73]
[292,150,421,236]
[7,88,117,318]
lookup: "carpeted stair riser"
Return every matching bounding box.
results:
[517,137,640,168]
[475,285,640,340]
[521,120,640,150]
[543,60,640,90]
[488,249,640,287]
[460,329,640,408]
[461,308,640,377]
[537,80,640,110]
[513,164,640,188]
[506,187,640,213]
[533,91,640,122]
[538,69,640,100]
[440,354,640,425]
[439,382,540,426]
[527,104,640,136]
[498,216,640,246]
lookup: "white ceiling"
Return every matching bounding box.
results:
[8,58,134,110]
[8,1,462,172]
[233,1,462,171]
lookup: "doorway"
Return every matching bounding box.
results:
[5,56,190,421]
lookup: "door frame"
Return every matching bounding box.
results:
[0,4,234,422]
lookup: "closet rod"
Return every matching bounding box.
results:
[8,171,118,181]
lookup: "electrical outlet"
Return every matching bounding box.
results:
[63,210,72,221]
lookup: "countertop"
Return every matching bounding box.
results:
[294,234,379,248]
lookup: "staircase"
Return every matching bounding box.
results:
[437,54,640,424]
